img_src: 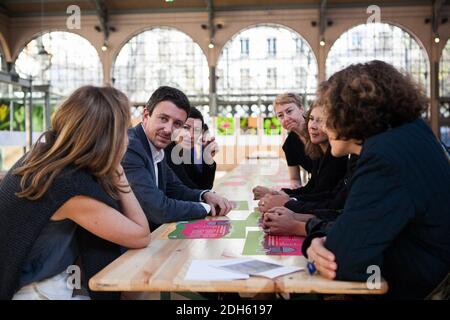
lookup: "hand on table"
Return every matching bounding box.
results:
[261,207,304,236]
[257,194,290,213]
[203,191,233,216]
[252,185,282,200]
[306,237,337,280]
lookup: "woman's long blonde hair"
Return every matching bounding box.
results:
[14,85,131,200]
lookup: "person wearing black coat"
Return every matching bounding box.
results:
[303,61,450,299]
[275,93,313,189]
[122,89,232,232]
[165,107,217,190]
[256,96,348,213]
[260,155,358,237]
[281,145,348,200]
[284,154,359,213]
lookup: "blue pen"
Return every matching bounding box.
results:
[307,261,316,275]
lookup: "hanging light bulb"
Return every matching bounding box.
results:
[319,37,326,47]
[37,1,52,72]
[208,41,215,49]
[37,39,52,72]
[434,35,440,44]
[101,42,108,51]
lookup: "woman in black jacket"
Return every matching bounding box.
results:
[275,93,313,188]
[252,93,311,198]
[261,154,358,236]
[255,92,348,213]
[304,60,450,299]
[165,107,217,190]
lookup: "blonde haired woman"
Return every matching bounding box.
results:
[274,93,312,188]
[254,85,348,213]
[0,86,151,300]
[253,93,311,199]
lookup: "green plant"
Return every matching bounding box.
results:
[1,103,45,132]
[240,117,257,135]
[32,105,44,132]
[0,103,10,131]
[263,117,281,135]
[217,117,235,136]
[13,104,25,131]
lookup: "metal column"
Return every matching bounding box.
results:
[24,79,33,151]
[209,65,217,116]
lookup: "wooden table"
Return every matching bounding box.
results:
[89,159,388,295]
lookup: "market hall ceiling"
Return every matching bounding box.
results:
[0,0,443,17]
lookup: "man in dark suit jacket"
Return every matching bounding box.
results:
[122,86,232,230]
[165,107,217,190]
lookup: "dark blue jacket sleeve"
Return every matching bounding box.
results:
[324,152,415,282]
[164,162,206,201]
[122,146,207,226]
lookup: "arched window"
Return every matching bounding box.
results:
[113,27,209,103]
[439,38,450,145]
[15,31,103,96]
[216,24,318,118]
[440,38,450,98]
[326,23,429,92]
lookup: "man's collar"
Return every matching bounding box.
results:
[141,123,165,164]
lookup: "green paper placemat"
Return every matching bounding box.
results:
[242,230,267,255]
[232,200,249,211]
[245,211,262,227]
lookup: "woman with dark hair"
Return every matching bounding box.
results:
[303,60,450,299]
[165,107,218,189]
[0,86,151,300]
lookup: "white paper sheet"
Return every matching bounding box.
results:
[213,258,303,279]
[185,259,250,281]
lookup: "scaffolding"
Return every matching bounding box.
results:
[0,71,64,170]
